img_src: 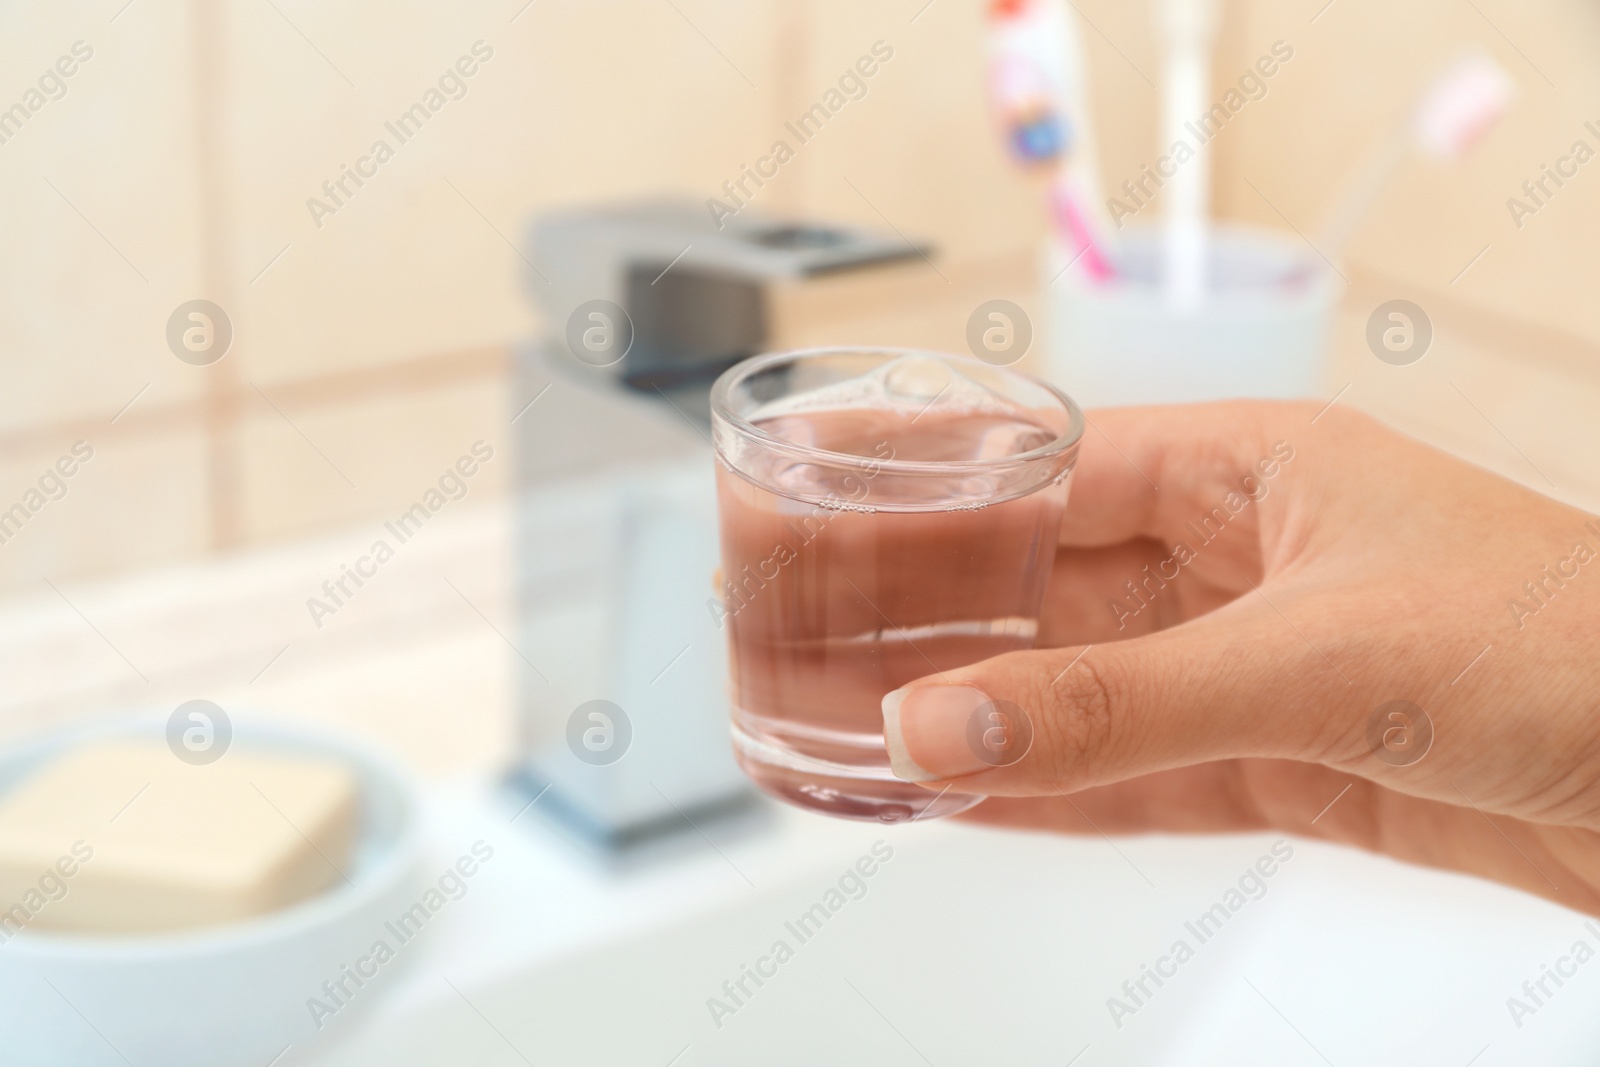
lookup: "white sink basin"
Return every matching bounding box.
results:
[293,780,1600,1066]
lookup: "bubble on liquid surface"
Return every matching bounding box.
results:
[751,354,1030,424]
[729,355,1062,500]
[882,355,953,401]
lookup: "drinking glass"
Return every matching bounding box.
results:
[709,347,1084,822]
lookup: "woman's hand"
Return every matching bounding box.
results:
[879,400,1600,914]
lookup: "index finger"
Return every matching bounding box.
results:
[1060,401,1306,549]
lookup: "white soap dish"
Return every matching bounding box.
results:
[0,714,427,1067]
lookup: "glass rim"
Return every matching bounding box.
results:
[709,346,1086,477]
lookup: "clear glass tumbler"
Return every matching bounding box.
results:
[709,347,1084,822]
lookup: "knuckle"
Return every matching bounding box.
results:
[1024,651,1124,782]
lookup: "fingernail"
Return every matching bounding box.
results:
[881,684,994,782]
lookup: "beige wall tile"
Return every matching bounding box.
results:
[0,3,206,430]
[0,428,208,590]
[1332,273,1600,512]
[222,0,786,385]
[236,375,510,543]
[233,356,707,544]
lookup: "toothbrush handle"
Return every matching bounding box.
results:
[1049,173,1116,282]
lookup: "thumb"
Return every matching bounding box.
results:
[880,601,1347,795]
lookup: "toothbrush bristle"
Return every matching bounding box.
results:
[1412,53,1515,159]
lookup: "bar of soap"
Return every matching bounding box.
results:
[0,740,358,935]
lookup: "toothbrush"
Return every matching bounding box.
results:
[987,0,1118,282]
[1155,0,1218,309]
[1315,52,1514,260]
